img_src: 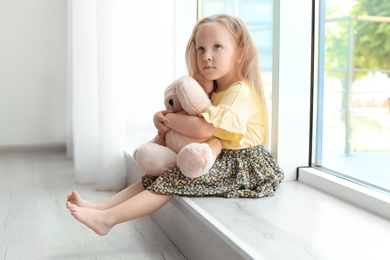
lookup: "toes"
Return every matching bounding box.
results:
[66,201,77,211]
[70,190,77,198]
[67,190,80,204]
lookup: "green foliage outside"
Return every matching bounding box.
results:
[324,0,390,80]
[323,1,390,153]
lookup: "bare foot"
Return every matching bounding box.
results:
[66,201,112,236]
[67,190,96,208]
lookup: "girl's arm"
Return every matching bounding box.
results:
[164,113,219,139]
[154,110,172,136]
[156,74,215,138]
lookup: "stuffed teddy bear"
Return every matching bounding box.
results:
[133,75,222,178]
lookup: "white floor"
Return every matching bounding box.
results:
[0,151,185,260]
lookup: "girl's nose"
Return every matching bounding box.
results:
[203,50,212,61]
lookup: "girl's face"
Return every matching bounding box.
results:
[195,23,241,91]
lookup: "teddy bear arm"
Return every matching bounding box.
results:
[150,133,166,146]
[165,130,210,154]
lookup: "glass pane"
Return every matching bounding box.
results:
[316,0,390,192]
[201,0,274,139]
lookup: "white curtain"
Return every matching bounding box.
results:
[66,0,130,191]
[66,0,196,190]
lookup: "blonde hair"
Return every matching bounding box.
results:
[185,14,269,146]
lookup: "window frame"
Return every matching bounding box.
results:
[297,0,390,220]
[272,0,312,181]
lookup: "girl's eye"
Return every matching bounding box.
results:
[214,44,222,50]
[197,47,205,53]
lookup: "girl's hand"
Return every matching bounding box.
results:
[153,110,173,136]
[194,74,214,94]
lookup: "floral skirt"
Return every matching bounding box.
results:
[142,145,284,198]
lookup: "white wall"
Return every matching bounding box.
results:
[0,0,67,146]
[0,0,195,147]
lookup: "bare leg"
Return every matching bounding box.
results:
[66,190,173,236]
[67,181,145,210]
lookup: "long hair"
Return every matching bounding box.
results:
[185,14,269,146]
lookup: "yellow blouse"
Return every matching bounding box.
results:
[200,81,266,149]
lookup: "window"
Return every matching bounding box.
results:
[313,0,390,193]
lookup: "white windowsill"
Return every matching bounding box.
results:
[298,167,390,220]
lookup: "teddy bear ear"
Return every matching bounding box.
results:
[164,80,183,112]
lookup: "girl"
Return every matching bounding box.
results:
[66,14,284,236]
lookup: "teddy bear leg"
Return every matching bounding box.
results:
[176,143,216,178]
[133,143,177,176]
